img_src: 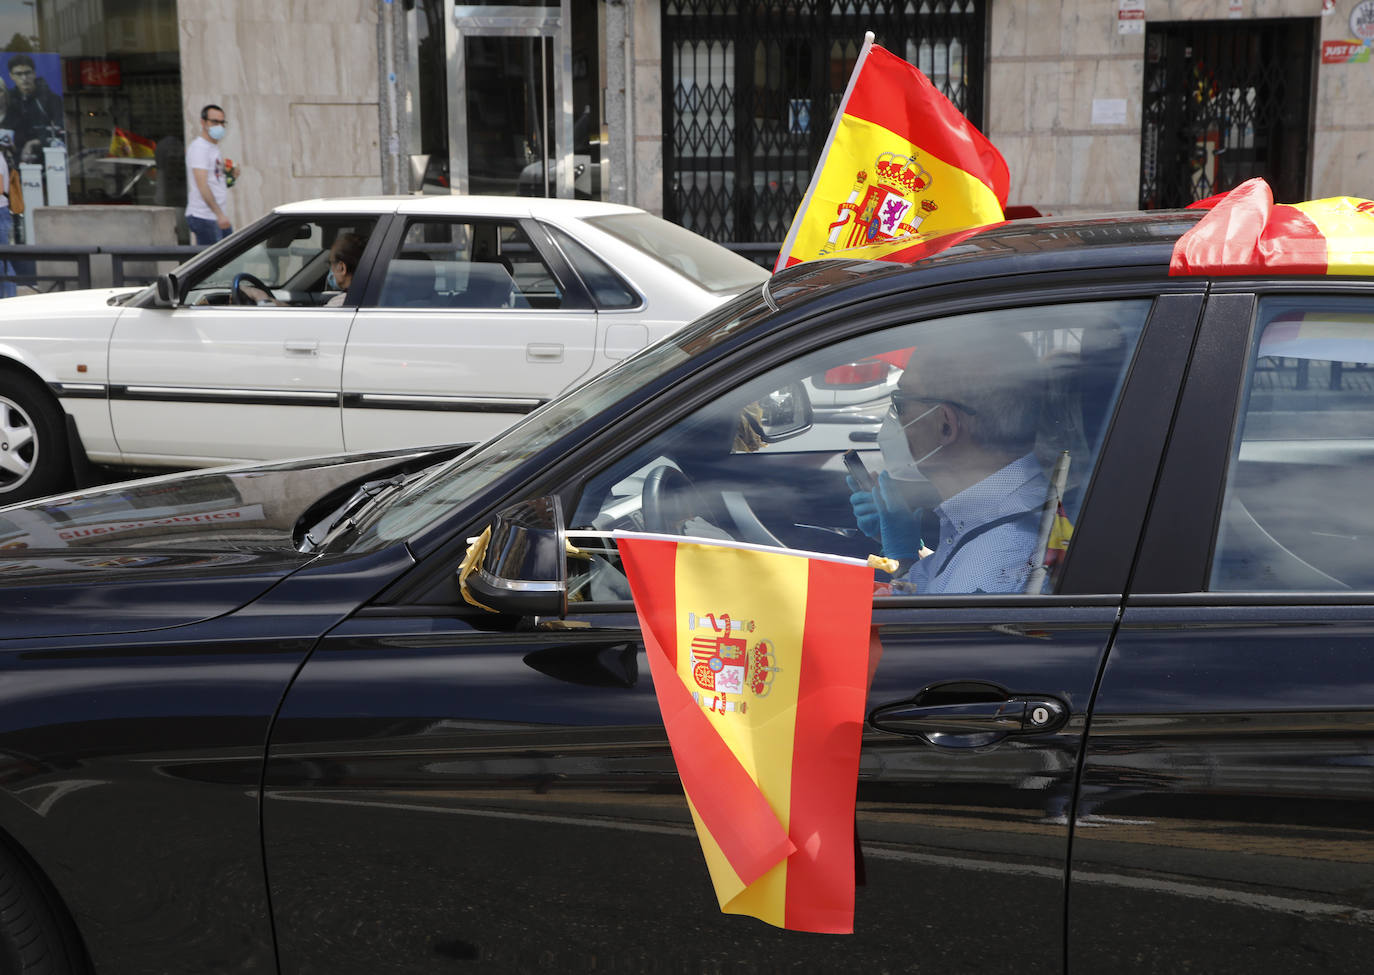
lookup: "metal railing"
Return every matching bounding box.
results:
[0,244,205,294]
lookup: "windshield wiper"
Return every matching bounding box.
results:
[298,473,409,553]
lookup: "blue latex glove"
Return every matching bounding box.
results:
[847,473,882,540]
[848,471,924,561]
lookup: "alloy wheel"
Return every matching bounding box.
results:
[0,393,37,492]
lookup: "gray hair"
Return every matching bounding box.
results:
[906,324,1045,453]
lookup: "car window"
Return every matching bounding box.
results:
[1211,297,1374,591]
[564,299,1150,602]
[545,225,640,308]
[375,219,562,310]
[183,217,378,306]
[583,212,771,294]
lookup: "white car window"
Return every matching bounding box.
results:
[184,217,377,306]
[376,219,562,310]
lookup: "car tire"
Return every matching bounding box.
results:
[0,370,71,503]
[0,841,84,974]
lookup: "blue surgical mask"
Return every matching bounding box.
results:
[326,269,338,290]
[208,124,225,141]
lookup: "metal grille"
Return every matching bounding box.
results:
[1140,19,1315,209]
[663,0,986,243]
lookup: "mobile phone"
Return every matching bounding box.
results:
[842,449,874,491]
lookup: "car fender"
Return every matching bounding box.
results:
[0,342,61,385]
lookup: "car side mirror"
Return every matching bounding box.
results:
[153,271,180,307]
[461,496,567,617]
[740,381,813,446]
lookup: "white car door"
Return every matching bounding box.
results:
[109,304,351,464]
[342,216,597,452]
[108,214,380,465]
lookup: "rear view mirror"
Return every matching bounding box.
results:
[460,496,567,617]
[153,271,180,307]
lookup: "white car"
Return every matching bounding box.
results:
[0,196,769,501]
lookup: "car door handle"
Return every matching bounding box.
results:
[527,343,564,361]
[870,691,1067,741]
[284,340,319,355]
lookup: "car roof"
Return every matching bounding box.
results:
[758,210,1208,314]
[272,194,648,220]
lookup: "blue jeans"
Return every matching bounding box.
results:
[0,208,14,298]
[187,215,232,246]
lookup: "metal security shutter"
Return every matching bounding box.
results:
[663,0,986,244]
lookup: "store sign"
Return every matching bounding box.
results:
[1323,40,1370,63]
[1117,0,1144,35]
[80,59,121,87]
[1322,1,1374,64]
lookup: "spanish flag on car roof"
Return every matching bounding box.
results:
[614,533,878,933]
[774,32,1009,272]
[1170,177,1374,277]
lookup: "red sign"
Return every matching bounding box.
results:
[1322,40,1371,63]
[80,59,121,87]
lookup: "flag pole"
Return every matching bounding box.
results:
[566,528,888,570]
[773,30,876,272]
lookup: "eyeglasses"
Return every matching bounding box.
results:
[891,391,978,419]
[203,117,227,125]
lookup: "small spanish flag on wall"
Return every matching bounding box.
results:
[614,533,877,933]
[774,31,1009,272]
[1170,177,1374,277]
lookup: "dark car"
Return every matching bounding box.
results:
[2,211,1374,974]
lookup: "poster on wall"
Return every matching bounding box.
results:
[0,52,65,165]
[1325,0,1374,63]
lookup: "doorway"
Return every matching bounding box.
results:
[1139,19,1316,209]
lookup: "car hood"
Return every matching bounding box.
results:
[0,286,140,325]
[0,444,467,639]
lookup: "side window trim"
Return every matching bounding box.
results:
[1129,292,1257,594]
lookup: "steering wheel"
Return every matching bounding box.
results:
[232,272,275,305]
[642,465,708,535]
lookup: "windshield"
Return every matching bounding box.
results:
[340,285,775,550]
[584,213,770,295]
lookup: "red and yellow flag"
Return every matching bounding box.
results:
[1170,177,1374,277]
[774,32,1009,272]
[109,126,156,159]
[615,534,876,933]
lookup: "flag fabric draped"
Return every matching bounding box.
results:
[614,533,876,934]
[773,31,1009,272]
[1170,177,1374,277]
[109,127,156,159]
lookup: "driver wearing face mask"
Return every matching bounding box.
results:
[849,326,1049,594]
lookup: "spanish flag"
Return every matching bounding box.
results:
[1170,177,1374,277]
[614,533,876,933]
[109,127,156,159]
[774,31,1009,272]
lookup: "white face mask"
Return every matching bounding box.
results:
[878,402,942,482]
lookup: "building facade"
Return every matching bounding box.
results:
[5,0,1372,243]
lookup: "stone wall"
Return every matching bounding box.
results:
[177,0,382,229]
[988,0,1374,215]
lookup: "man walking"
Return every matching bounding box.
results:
[185,104,232,245]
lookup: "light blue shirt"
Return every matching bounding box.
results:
[901,453,1048,595]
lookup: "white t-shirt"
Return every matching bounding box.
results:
[185,135,227,219]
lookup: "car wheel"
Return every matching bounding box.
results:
[0,841,84,974]
[0,372,71,503]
